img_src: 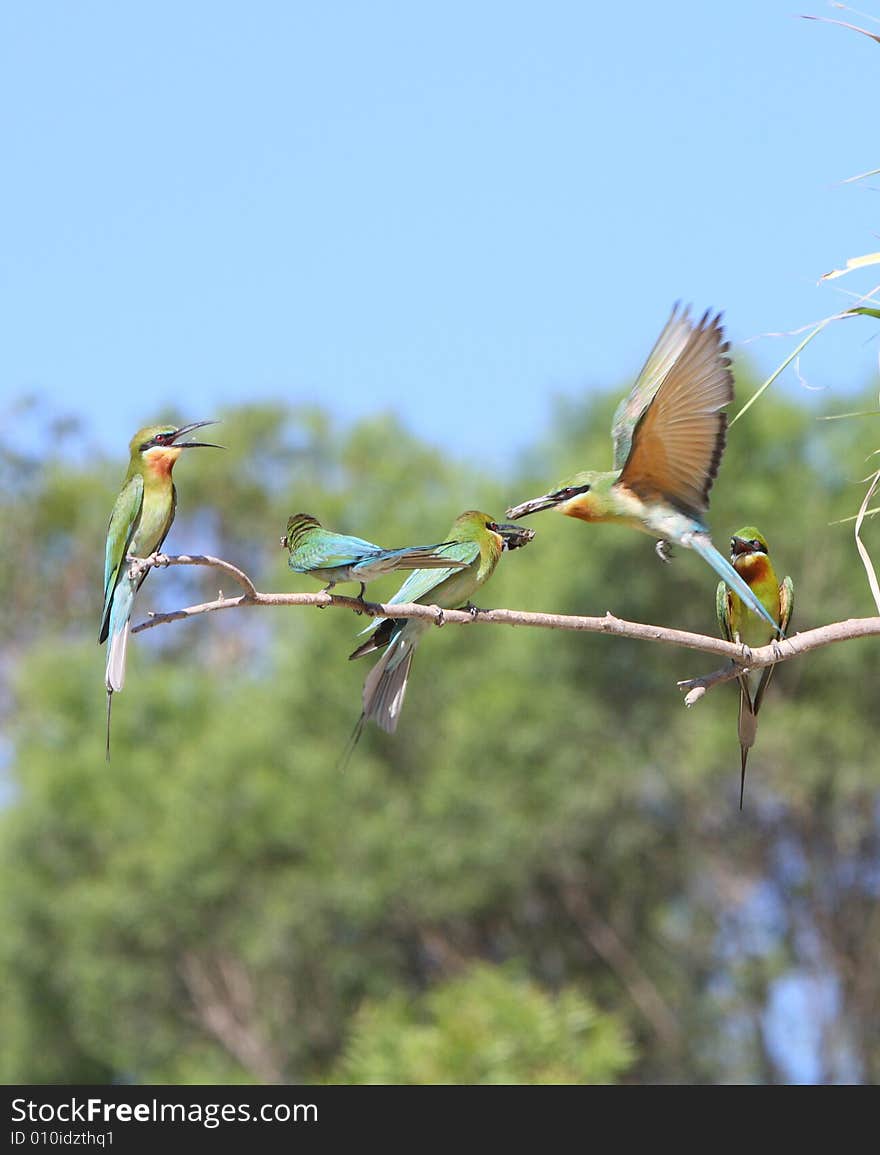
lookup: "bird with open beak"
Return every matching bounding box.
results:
[99,421,222,757]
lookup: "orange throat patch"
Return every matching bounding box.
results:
[734,553,770,584]
[144,447,182,478]
[559,491,602,523]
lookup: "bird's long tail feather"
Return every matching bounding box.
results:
[104,574,136,762]
[337,713,367,772]
[362,629,418,734]
[736,677,758,809]
[105,619,131,693]
[384,545,467,571]
[106,692,113,763]
[687,533,781,633]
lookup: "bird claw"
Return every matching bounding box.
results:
[771,638,784,662]
[655,540,674,564]
[434,607,445,627]
[465,602,481,619]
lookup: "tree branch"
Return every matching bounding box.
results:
[129,554,880,703]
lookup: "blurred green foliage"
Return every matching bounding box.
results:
[331,964,631,1084]
[1,378,879,1085]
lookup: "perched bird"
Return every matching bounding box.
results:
[347,511,535,745]
[281,512,468,598]
[505,304,780,633]
[99,421,221,757]
[716,528,793,808]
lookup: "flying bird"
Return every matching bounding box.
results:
[505,304,779,632]
[282,512,467,598]
[100,421,221,758]
[347,511,534,748]
[716,527,793,808]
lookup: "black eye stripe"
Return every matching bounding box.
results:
[139,431,176,450]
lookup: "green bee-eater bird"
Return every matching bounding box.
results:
[347,511,535,742]
[282,513,468,598]
[100,421,221,757]
[716,527,793,808]
[505,304,780,633]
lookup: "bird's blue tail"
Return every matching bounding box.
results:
[105,574,136,692]
[687,533,782,635]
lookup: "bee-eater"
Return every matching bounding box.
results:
[348,511,535,742]
[716,528,793,808]
[282,513,468,598]
[100,421,221,757]
[505,304,780,633]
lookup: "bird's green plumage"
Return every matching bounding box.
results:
[716,527,794,807]
[100,421,219,757]
[100,428,182,642]
[283,512,466,593]
[100,473,145,640]
[349,511,530,738]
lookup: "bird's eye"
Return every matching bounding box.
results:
[155,432,172,445]
[751,539,764,553]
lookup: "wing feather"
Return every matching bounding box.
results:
[612,303,696,469]
[100,474,144,642]
[386,540,481,606]
[617,308,733,516]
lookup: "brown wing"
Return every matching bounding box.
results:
[618,310,733,516]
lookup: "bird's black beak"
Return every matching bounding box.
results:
[730,536,751,558]
[170,420,224,449]
[506,492,563,519]
[489,522,537,550]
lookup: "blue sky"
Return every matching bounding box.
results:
[2,1,878,461]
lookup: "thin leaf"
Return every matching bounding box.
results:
[845,305,880,319]
[822,252,880,282]
[800,13,880,45]
[821,409,880,420]
[840,167,880,185]
[831,506,880,525]
[730,323,826,426]
[854,470,880,613]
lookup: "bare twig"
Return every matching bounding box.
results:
[129,554,880,702]
[678,662,742,706]
[129,552,258,598]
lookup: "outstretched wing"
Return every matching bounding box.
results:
[753,575,794,715]
[617,308,733,518]
[612,303,698,469]
[99,474,144,643]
